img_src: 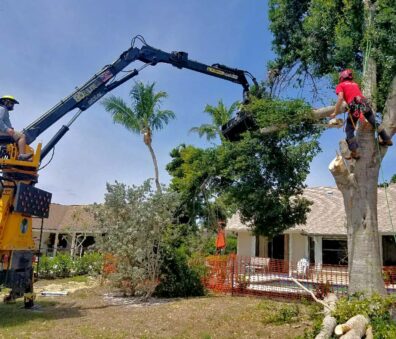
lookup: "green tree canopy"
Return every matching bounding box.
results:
[167,97,322,237]
[268,0,396,109]
[166,144,228,228]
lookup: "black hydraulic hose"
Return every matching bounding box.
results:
[40,125,69,161]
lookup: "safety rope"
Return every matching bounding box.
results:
[363,9,373,76]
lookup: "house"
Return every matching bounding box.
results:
[226,185,396,267]
[32,203,99,257]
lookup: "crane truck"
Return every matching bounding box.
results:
[0,36,257,308]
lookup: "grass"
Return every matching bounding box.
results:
[0,278,319,339]
[35,275,90,284]
[258,301,300,324]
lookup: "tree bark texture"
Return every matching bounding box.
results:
[259,78,396,295]
[328,1,396,296]
[147,142,161,193]
[143,128,161,193]
[330,125,386,295]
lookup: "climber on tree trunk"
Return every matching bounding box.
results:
[330,69,393,160]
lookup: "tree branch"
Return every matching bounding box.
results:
[259,103,346,135]
[381,75,396,138]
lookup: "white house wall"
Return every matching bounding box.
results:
[289,233,308,263]
[237,231,256,256]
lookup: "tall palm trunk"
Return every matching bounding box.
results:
[146,143,161,193]
[144,128,161,192]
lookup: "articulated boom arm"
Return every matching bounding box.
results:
[23,38,257,160]
[0,38,257,307]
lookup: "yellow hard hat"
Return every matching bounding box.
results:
[0,95,19,104]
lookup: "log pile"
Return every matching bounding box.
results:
[291,279,372,338]
[313,296,371,339]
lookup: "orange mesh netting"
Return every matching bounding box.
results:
[203,255,396,300]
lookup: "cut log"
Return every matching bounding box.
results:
[335,324,351,336]
[314,293,338,339]
[323,293,338,316]
[365,325,373,339]
[315,315,337,339]
[334,315,368,338]
[339,329,362,339]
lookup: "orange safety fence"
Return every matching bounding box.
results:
[103,253,117,276]
[202,255,396,300]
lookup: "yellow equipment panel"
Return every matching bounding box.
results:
[0,191,35,250]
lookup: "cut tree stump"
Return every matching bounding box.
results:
[335,315,368,338]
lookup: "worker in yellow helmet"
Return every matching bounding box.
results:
[0,96,32,160]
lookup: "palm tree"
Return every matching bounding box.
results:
[190,100,238,142]
[102,81,175,192]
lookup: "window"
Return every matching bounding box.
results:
[322,238,348,265]
[268,235,284,259]
[309,237,315,264]
[382,236,396,265]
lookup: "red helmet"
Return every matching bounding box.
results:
[339,69,353,82]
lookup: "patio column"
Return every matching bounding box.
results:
[289,233,293,275]
[314,235,322,269]
[53,232,59,257]
[70,232,76,257]
[250,235,256,256]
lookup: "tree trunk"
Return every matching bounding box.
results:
[330,127,386,295]
[328,1,396,296]
[143,128,161,192]
[147,143,161,192]
[259,78,396,295]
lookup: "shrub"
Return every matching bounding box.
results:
[51,253,73,277]
[300,294,396,339]
[74,252,103,276]
[96,181,182,299]
[188,252,210,279]
[154,247,205,298]
[37,252,103,279]
[332,293,396,337]
[36,255,54,278]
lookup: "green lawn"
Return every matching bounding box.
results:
[0,279,320,339]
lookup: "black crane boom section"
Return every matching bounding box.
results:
[22,39,256,160]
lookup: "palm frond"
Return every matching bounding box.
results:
[102,95,140,133]
[203,100,235,126]
[189,124,218,141]
[151,109,176,131]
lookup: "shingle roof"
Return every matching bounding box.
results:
[226,185,396,235]
[32,204,97,233]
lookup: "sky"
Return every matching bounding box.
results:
[0,1,394,205]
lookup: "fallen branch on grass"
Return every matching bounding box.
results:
[290,277,332,311]
[290,277,339,339]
